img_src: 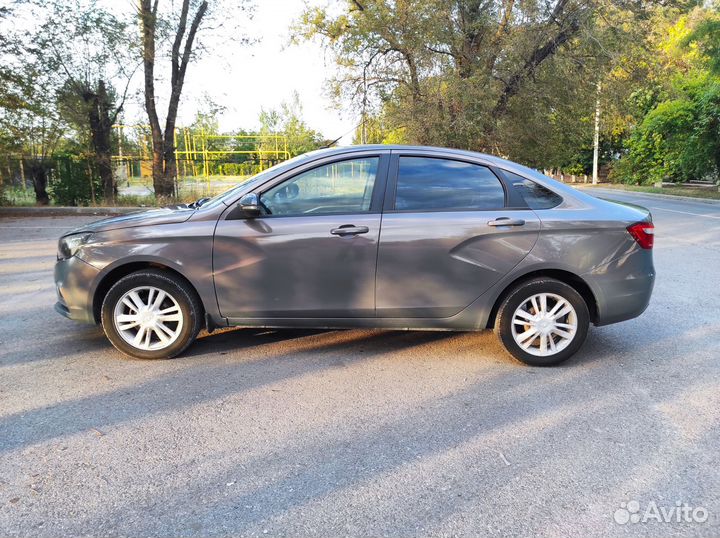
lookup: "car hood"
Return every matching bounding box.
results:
[67,206,195,235]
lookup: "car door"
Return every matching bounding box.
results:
[376,152,541,318]
[213,152,389,319]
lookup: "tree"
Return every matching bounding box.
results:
[296,0,598,152]
[0,5,26,113]
[684,14,720,75]
[296,0,692,168]
[29,0,138,202]
[258,93,325,158]
[140,0,209,197]
[0,80,65,204]
[613,7,720,184]
[0,3,64,204]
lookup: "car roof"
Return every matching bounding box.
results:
[320,144,496,160]
[319,144,537,172]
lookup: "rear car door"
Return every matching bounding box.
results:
[376,152,541,318]
[213,151,389,319]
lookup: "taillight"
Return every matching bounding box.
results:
[627,221,654,249]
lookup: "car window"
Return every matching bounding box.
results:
[259,157,379,216]
[504,171,563,209]
[394,157,505,211]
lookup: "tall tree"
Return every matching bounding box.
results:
[0,2,64,204]
[296,0,689,166]
[0,68,65,205]
[140,0,209,197]
[29,0,138,202]
[297,0,596,150]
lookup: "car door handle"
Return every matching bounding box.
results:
[330,225,369,236]
[487,217,526,227]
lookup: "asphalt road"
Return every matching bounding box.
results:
[0,191,719,538]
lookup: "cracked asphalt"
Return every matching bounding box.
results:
[0,190,718,537]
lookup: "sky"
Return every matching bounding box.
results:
[118,0,357,143]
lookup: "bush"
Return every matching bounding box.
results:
[49,155,103,206]
[615,74,720,185]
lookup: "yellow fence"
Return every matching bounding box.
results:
[111,125,290,193]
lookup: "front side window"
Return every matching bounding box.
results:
[394,157,505,211]
[504,171,563,209]
[259,157,379,216]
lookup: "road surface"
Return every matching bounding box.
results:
[0,190,718,537]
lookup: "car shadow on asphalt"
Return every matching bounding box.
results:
[67,345,667,536]
[0,329,460,454]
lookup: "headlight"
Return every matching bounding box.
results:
[57,233,93,260]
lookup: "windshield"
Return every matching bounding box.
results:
[198,151,325,210]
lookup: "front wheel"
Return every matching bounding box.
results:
[101,269,203,359]
[494,277,589,366]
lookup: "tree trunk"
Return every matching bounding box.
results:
[151,137,169,196]
[140,0,169,197]
[163,134,178,197]
[24,158,50,205]
[140,0,208,199]
[86,80,116,202]
[592,80,602,185]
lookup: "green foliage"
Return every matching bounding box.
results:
[49,155,102,206]
[683,16,720,74]
[258,92,325,157]
[616,72,720,184]
[295,0,673,165]
[218,162,256,176]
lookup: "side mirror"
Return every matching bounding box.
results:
[237,193,261,218]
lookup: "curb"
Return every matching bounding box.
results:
[0,206,145,217]
[575,186,720,206]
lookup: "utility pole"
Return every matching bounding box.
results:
[592,79,602,185]
[361,68,368,144]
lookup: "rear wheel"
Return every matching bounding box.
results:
[101,269,202,359]
[495,277,589,366]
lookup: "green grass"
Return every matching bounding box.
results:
[0,187,36,206]
[581,183,720,200]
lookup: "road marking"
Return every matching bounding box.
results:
[650,207,720,220]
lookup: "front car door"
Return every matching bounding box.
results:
[376,152,541,318]
[213,151,389,319]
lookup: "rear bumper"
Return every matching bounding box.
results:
[54,256,100,323]
[584,248,655,326]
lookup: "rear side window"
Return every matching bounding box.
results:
[504,171,563,209]
[394,157,505,211]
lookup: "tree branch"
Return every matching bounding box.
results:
[111,61,142,125]
[171,0,191,89]
[493,0,585,116]
[164,1,208,145]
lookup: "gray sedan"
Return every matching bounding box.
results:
[54,145,655,366]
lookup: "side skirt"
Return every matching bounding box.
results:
[223,316,483,331]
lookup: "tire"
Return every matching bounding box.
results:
[494,277,589,366]
[101,269,203,359]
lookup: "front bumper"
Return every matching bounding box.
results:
[54,256,101,323]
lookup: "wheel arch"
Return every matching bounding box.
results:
[485,269,599,329]
[92,261,204,324]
